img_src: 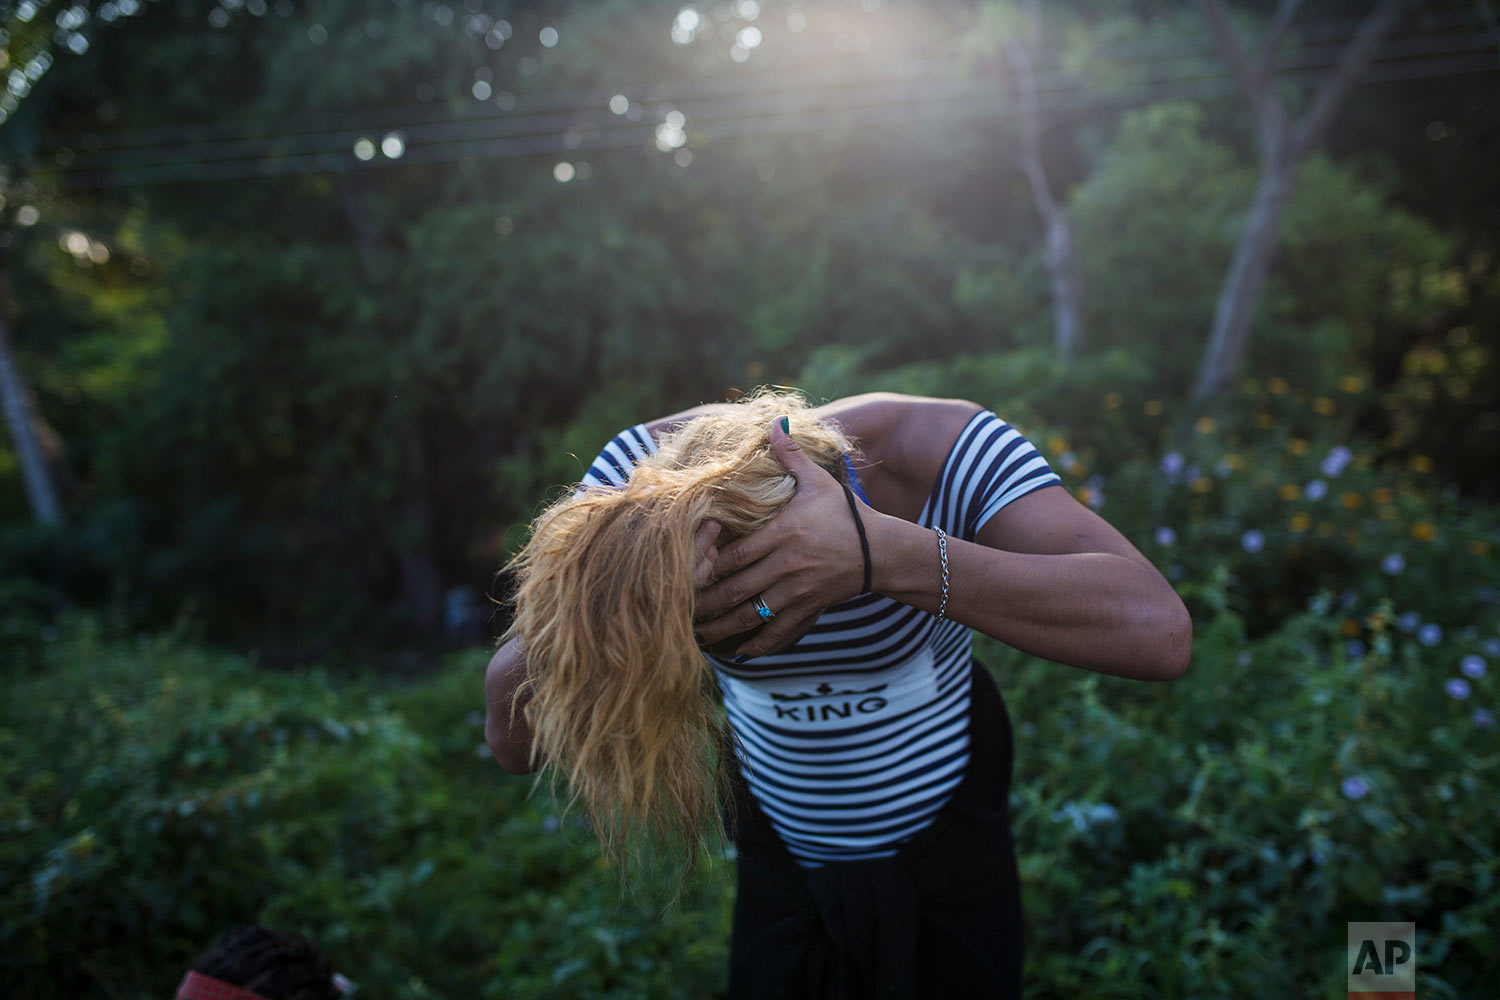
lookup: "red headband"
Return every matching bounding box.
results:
[174,971,271,1000]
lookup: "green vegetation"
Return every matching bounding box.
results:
[3,1,1498,996]
[5,415,1496,995]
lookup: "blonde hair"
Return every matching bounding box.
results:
[505,390,852,869]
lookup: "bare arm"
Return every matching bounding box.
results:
[868,485,1192,680]
[484,638,536,774]
[696,414,1191,681]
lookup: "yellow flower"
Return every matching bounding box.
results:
[1410,521,1437,542]
[1190,477,1213,493]
[1338,375,1363,393]
[1049,437,1069,454]
[1470,540,1491,558]
[1313,396,1335,415]
[1290,512,1311,533]
[1104,392,1122,410]
[1268,377,1290,395]
[1254,412,1275,429]
[1316,521,1336,537]
[1144,399,1164,416]
[1075,486,1095,506]
[1365,612,1386,632]
[1195,417,1216,435]
[1278,483,1301,501]
[1340,492,1364,510]
[1340,618,1361,637]
[1378,506,1397,521]
[1073,464,1089,480]
[1410,455,1433,474]
[1288,438,1310,456]
[1224,453,1244,470]
[1371,487,1395,504]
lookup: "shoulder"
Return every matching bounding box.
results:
[815,393,985,519]
[819,393,979,466]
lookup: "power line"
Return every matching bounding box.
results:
[27,5,1494,155]
[39,29,1496,177]
[47,47,1497,190]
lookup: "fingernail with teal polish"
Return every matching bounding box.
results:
[733,654,749,664]
[779,416,789,434]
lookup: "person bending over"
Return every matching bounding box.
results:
[484,390,1191,999]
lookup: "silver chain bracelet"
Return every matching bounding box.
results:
[934,526,950,620]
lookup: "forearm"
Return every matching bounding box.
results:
[484,638,538,774]
[868,513,1192,681]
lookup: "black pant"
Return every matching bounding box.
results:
[725,661,1025,1000]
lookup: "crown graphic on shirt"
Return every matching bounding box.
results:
[769,681,889,703]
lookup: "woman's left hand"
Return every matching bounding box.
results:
[693,417,869,660]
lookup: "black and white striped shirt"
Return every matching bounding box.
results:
[581,410,1059,864]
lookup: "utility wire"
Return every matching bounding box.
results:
[27,4,1493,154]
[49,47,1498,190]
[38,26,1497,180]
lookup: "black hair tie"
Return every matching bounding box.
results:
[842,483,873,596]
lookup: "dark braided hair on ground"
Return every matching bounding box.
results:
[190,926,341,1000]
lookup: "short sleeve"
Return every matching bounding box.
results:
[578,424,658,489]
[931,411,1061,540]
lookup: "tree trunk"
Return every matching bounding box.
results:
[0,310,64,525]
[1040,189,1083,363]
[335,179,444,633]
[396,432,443,633]
[1190,0,1403,402]
[1008,5,1083,365]
[1192,160,1294,401]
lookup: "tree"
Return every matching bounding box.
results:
[1191,0,1405,402]
[0,294,62,525]
[1005,0,1083,364]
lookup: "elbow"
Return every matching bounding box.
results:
[1153,602,1194,681]
[484,715,537,775]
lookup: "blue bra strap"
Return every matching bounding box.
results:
[842,453,871,504]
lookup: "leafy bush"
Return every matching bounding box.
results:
[4,377,1496,997]
[0,620,730,999]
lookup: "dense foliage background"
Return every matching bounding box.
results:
[2,0,1497,996]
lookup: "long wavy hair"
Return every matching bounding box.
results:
[504,390,853,869]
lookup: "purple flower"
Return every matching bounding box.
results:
[1305,478,1328,501]
[1341,776,1370,800]
[1345,640,1366,658]
[1381,553,1406,575]
[1241,530,1266,553]
[1461,655,1487,679]
[1475,709,1496,728]
[1397,611,1421,633]
[1484,638,1500,658]
[1160,452,1185,478]
[1419,624,1443,647]
[1446,678,1472,700]
[1321,446,1353,477]
[1155,526,1177,546]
